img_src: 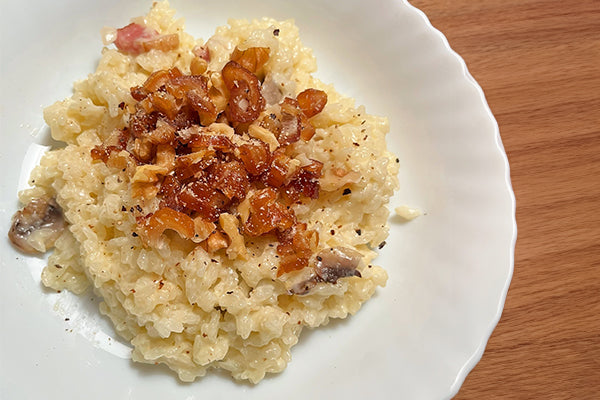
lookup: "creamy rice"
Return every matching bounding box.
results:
[19,1,399,383]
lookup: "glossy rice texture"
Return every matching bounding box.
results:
[22,1,398,383]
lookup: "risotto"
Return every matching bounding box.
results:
[10,1,399,383]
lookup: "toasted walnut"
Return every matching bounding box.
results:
[155,144,176,172]
[132,138,154,162]
[206,122,235,137]
[237,195,252,224]
[207,230,228,253]
[247,123,279,151]
[131,164,169,184]
[208,72,228,114]
[219,213,247,260]
[176,149,215,166]
[132,182,161,201]
[192,217,215,243]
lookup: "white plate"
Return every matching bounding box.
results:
[0,1,516,399]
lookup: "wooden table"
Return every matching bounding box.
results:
[408,0,600,398]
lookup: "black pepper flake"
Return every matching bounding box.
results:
[273,28,280,36]
[330,229,335,235]
[158,280,164,289]
[136,205,142,212]
[271,266,277,270]
[361,120,366,125]
[64,318,70,321]
[211,259,218,263]
[378,241,387,249]
[226,291,233,294]
[118,102,125,109]
[202,333,207,337]
[121,206,127,212]
[316,256,322,261]
[353,142,360,147]
[129,207,135,213]
[54,264,63,269]
[270,113,277,120]
[132,232,138,237]
[356,229,362,236]
[396,158,400,163]
[343,188,352,195]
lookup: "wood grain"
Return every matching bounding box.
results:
[409,0,600,398]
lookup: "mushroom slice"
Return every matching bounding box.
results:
[289,276,318,295]
[286,246,363,295]
[281,267,319,295]
[9,197,66,254]
[315,247,363,284]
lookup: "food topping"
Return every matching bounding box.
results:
[9,3,400,383]
[90,46,334,277]
[9,197,66,254]
[314,247,363,283]
[113,22,179,55]
[287,246,363,295]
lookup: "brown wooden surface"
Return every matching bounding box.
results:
[408,0,600,398]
